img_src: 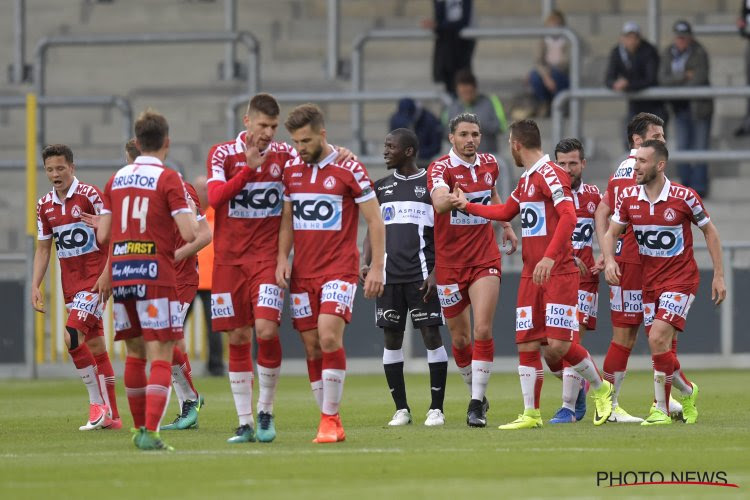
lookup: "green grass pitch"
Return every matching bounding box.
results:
[0,370,747,499]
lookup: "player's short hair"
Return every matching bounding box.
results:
[389,128,419,155]
[554,137,584,161]
[134,109,169,152]
[247,93,280,117]
[125,138,140,161]
[641,139,669,162]
[449,112,481,134]
[285,103,325,133]
[627,112,664,148]
[42,144,73,164]
[509,119,542,150]
[454,69,477,88]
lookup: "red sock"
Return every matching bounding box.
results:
[257,336,282,369]
[94,351,119,419]
[652,351,675,410]
[322,347,347,370]
[451,343,473,369]
[306,357,323,383]
[124,356,147,428]
[519,351,543,409]
[145,360,172,431]
[472,339,494,362]
[229,342,253,373]
[172,346,197,395]
[70,343,96,370]
[602,341,631,384]
[547,357,564,376]
[562,342,589,366]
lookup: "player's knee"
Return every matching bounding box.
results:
[255,321,278,341]
[451,333,471,350]
[383,329,404,350]
[472,322,492,340]
[125,338,146,359]
[420,327,443,351]
[66,327,79,350]
[613,327,638,349]
[85,336,105,356]
[228,327,253,345]
[318,332,341,352]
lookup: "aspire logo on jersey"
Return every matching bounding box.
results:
[290,193,342,230]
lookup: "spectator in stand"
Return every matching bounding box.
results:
[444,69,507,154]
[659,20,713,197]
[423,0,475,96]
[185,175,225,376]
[735,1,750,136]
[605,22,667,126]
[390,98,444,167]
[528,9,570,117]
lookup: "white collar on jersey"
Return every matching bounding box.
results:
[133,155,164,166]
[638,176,671,204]
[393,169,426,180]
[448,148,480,168]
[234,131,272,156]
[628,148,638,158]
[309,145,338,169]
[52,176,80,205]
[521,153,551,178]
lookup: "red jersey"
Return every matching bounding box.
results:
[102,156,191,288]
[282,146,375,279]
[509,155,577,277]
[571,182,602,284]
[427,149,501,268]
[36,178,108,302]
[206,132,296,265]
[605,150,640,264]
[174,181,204,286]
[611,178,709,291]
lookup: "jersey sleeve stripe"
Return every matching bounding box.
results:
[171,208,192,217]
[354,191,376,204]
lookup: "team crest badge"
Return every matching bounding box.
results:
[587,201,596,214]
[269,163,281,178]
[71,205,81,218]
[664,208,676,221]
[528,184,535,196]
[414,185,426,198]
[323,176,337,190]
[484,172,494,186]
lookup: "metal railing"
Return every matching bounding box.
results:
[351,27,582,153]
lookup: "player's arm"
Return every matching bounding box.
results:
[31,238,52,313]
[275,200,293,289]
[173,212,197,243]
[490,187,518,255]
[96,213,111,246]
[360,228,371,286]
[602,220,627,286]
[360,197,385,299]
[452,187,520,221]
[206,135,263,209]
[699,220,727,305]
[431,186,456,214]
[533,199,577,285]
[91,255,112,305]
[175,217,212,261]
[593,191,611,271]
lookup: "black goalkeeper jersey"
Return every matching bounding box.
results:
[374,169,435,284]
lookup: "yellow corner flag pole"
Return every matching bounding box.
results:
[26,93,44,364]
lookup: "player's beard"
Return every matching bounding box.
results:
[571,175,581,191]
[511,148,524,167]
[303,142,324,164]
[637,167,657,185]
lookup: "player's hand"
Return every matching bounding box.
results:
[31,287,46,313]
[450,186,468,211]
[359,264,370,287]
[334,147,358,164]
[363,266,384,299]
[502,225,518,255]
[91,270,112,305]
[532,257,555,285]
[244,132,264,169]
[712,274,727,305]
[574,256,588,277]
[80,212,100,230]
[604,259,621,286]
[420,271,437,302]
[275,259,291,289]
[591,253,605,275]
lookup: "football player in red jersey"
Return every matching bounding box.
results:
[276,104,385,443]
[451,120,614,429]
[545,138,601,424]
[427,113,518,427]
[32,144,121,431]
[97,110,197,451]
[603,140,726,425]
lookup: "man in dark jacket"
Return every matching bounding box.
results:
[423,0,475,95]
[659,20,713,197]
[390,98,444,167]
[605,22,666,124]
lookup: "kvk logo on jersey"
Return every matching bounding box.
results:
[257,284,284,311]
[414,185,426,198]
[664,207,676,222]
[290,293,312,319]
[587,201,596,214]
[527,184,535,196]
[323,176,336,190]
[71,205,81,218]
[211,293,235,318]
[484,172,494,186]
[52,222,99,258]
[633,225,684,258]
[135,298,170,330]
[520,201,547,237]
[291,193,343,231]
[437,284,462,308]
[658,291,694,319]
[113,303,131,331]
[269,163,282,178]
[516,306,533,331]
[229,181,283,219]
[545,303,579,331]
[321,280,356,309]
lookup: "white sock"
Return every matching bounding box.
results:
[229,371,254,426]
[321,368,346,416]
[310,380,324,410]
[671,371,693,396]
[518,365,538,411]
[571,356,602,391]
[612,370,626,407]
[653,370,670,413]
[257,364,281,414]
[471,360,492,401]
[171,364,197,408]
[561,367,582,411]
[551,369,563,380]
[458,364,472,395]
[426,346,448,363]
[383,348,404,364]
[77,365,104,405]
[157,389,171,432]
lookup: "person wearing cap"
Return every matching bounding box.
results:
[659,20,713,197]
[605,21,666,127]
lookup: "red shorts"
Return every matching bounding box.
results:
[643,284,698,334]
[289,275,357,332]
[211,261,284,332]
[435,260,501,319]
[577,281,599,331]
[112,285,184,342]
[65,290,104,341]
[609,261,643,327]
[515,273,579,344]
